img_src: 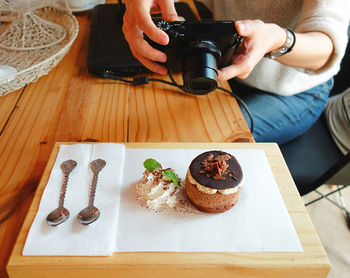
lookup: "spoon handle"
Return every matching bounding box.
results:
[88,171,99,207]
[58,173,69,208]
[58,159,77,207]
[88,159,106,207]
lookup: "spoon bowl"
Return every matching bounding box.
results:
[46,207,70,226]
[91,159,106,172]
[77,206,100,225]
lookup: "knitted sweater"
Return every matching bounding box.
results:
[199,0,350,95]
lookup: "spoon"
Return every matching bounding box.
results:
[77,159,106,225]
[46,159,77,226]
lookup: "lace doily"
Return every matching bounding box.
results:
[0,0,69,50]
[0,1,79,96]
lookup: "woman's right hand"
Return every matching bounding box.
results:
[123,0,178,74]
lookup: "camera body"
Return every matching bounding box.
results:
[145,19,242,94]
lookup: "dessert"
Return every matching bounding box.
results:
[185,150,243,213]
[137,158,184,212]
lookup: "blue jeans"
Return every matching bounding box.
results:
[229,78,334,144]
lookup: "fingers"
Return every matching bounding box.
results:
[123,0,178,74]
[132,10,169,45]
[124,22,167,62]
[132,41,168,74]
[123,22,167,74]
[235,20,255,37]
[158,0,179,21]
[217,20,272,81]
[217,55,254,81]
[133,40,167,63]
[217,46,263,81]
[133,52,168,74]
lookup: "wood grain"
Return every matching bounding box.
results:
[0,13,128,278]
[128,75,252,142]
[0,89,23,131]
[7,142,330,278]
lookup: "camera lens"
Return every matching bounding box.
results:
[181,41,221,95]
[183,52,218,94]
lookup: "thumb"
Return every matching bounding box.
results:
[158,0,178,21]
[235,20,253,36]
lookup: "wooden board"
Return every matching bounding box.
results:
[7,142,330,278]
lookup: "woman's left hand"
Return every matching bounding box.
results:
[217,19,286,81]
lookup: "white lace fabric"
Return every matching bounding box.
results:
[0,1,78,96]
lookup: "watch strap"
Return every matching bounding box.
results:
[265,29,296,59]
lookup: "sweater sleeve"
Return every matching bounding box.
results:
[295,0,350,75]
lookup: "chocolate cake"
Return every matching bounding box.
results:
[185,150,243,213]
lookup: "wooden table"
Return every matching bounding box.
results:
[7,142,331,278]
[0,9,254,278]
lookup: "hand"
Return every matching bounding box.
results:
[123,0,178,74]
[217,20,286,81]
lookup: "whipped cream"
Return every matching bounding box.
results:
[147,182,178,209]
[187,169,242,195]
[137,170,181,211]
[196,183,217,194]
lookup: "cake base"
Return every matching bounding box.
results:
[185,177,242,213]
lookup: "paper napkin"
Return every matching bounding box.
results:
[23,143,125,256]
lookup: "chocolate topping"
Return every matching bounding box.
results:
[189,150,243,190]
[199,153,231,180]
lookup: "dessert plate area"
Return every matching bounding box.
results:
[7,142,330,278]
[118,147,301,252]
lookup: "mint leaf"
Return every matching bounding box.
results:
[162,169,178,186]
[143,158,160,172]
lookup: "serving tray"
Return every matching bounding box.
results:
[7,142,330,278]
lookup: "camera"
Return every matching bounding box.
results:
[145,19,242,94]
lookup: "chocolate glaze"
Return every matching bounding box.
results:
[189,150,243,189]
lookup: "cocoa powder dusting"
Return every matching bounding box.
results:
[136,170,201,214]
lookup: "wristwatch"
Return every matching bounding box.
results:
[264,28,296,59]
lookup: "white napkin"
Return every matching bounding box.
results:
[23,143,125,256]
